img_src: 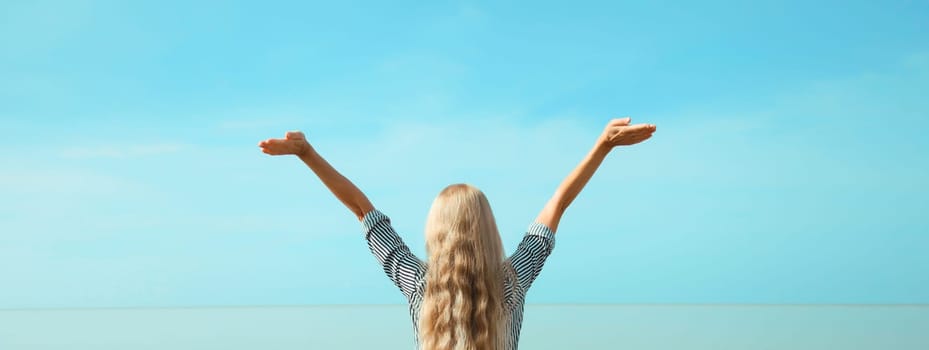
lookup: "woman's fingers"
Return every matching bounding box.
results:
[605,122,657,146]
[636,132,655,144]
[617,124,654,139]
[285,131,305,140]
[262,139,281,148]
[611,117,632,126]
[258,139,282,154]
[627,123,656,132]
[258,137,308,156]
[259,131,306,152]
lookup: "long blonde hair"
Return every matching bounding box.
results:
[419,184,506,350]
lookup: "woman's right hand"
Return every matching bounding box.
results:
[598,117,657,149]
[258,131,312,156]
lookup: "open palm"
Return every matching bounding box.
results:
[258,131,310,156]
[600,117,657,147]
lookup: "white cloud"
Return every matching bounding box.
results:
[0,168,144,196]
[59,143,185,159]
[213,108,310,131]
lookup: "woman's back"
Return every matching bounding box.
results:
[362,203,556,349]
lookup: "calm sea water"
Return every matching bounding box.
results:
[1,304,926,349]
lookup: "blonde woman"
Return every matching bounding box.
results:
[259,118,656,349]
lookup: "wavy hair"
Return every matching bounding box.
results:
[419,184,507,350]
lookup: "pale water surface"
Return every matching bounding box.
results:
[2,304,926,349]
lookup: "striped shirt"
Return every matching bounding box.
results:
[362,209,556,350]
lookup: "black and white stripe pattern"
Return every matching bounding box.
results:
[362,210,556,350]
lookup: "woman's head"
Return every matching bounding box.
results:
[419,183,506,350]
[424,184,505,262]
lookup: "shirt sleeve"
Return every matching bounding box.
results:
[508,222,556,292]
[361,209,427,300]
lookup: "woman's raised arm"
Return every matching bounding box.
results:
[535,118,656,233]
[259,131,374,221]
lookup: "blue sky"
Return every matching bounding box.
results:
[1,0,927,308]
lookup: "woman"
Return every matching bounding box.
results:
[258,118,656,349]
